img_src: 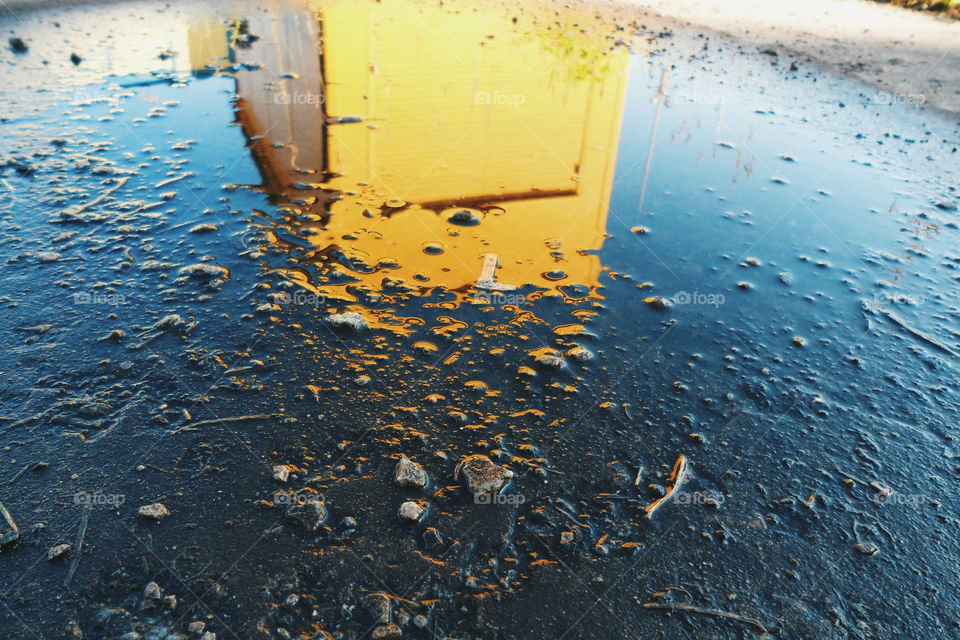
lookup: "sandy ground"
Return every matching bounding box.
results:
[605,0,960,117]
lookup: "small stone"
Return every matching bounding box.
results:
[36,251,61,263]
[189,224,218,233]
[398,501,425,523]
[9,37,28,53]
[137,503,170,520]
[354,375,371,386]
[566,346,593,363]
[447,209,480,226]
[0,502,19,547]
[413,614,428,628]
[179,263,229,279]
[200,633,216,640]
[456,455,514,500]
[154,314,185,330]
[394,456,428,488]
[327,311,367,331]
[342,516,358,528]
[272,465,290,483]
[364,593,391,624]
[644,295,671,310]
[187,621,206,634]
[630,225,649,234]
[422,527,444,550]
[144,582,163,600]
[70,52,82,65]
[47,543,71,560]
[534,352,564,369]
[163,595,177,610]
[285,594,299,608]
[559,531,574,545]
[854,542,879,556]
[371,624,402,640]
[935,201,957,211]
[287,498,328,531]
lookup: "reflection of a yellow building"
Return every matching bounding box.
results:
[192,0,629,300]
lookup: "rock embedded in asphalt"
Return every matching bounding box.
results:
[272,465,290,483]
[363,593,392,624]
[371,624,402,640]
[286,498,328,531]
[567,346,593,363]
[137,503,170,521]
[179,263,229,279]
[854,542,879,556]
[398,501,425,523]
[394,455,429,488]
[456,455,514,500]
[144,582,163,600]
[327,311,367,331]
[47,543,71,560]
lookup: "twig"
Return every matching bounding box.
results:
[643,602,770,634]
[645,455,689,518]
[7,462,31,484]
[64,508,90,587]
[55,177,129,218]
[170,413,279,434]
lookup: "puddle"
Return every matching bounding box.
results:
[1,0,959,638]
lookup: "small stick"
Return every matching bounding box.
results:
[7,462,31,484]
[170,414,278,434]
[643,602,770,634]
[645,455,688,519]
[64,508,90,587]
[56,177,129,218]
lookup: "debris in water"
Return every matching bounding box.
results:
[48,543,72,561]
[327,311,367,331]
[0,502,19,547]
[171,413,279,434]
[447,208,481,226]
[137,503,171,520]
[642,602,769,634]
[644,455,689,518]
[861,299,958,357]
[567,346,594,362]
[36,252,61,263]
[854,542,879,556]
[644,296,672,310]
[64,508,89,586]
[179,263,229,279]
[372,623,402,639]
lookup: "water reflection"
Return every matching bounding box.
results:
[191,0,630,314]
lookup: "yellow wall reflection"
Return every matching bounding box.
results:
[193,0,629,304]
